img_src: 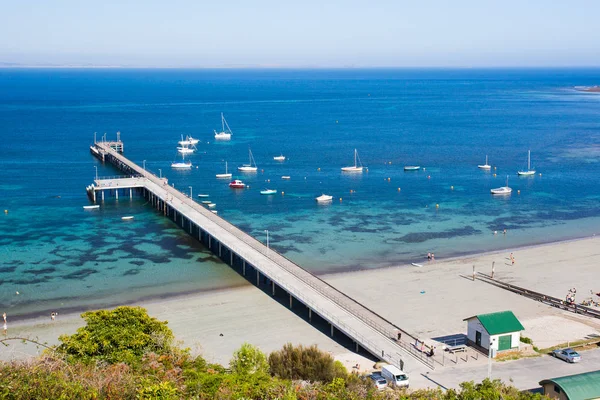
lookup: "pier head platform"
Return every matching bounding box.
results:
[88,139,436,373]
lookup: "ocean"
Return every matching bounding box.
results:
[1,68,599,319]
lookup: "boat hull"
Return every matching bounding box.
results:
[316,195,333,202]
[216,173,232,179]
[478,165,491,170]
[238,166,257,172]
[214,133,231,140]
[490,187,512,195]
[341,167,363,172]
[260,190,277,195]
[404,166,420,171]
[517,171,536,176]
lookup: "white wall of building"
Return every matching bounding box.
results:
[466,318,521,355]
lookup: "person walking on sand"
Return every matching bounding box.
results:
[2,312,5,323]
[3,320,6,335]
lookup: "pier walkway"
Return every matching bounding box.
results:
[89,141,435,372]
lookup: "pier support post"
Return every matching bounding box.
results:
[256,270,259,286]
[115,189,118,200]
[243,260,246,276]
[219,242,222,257]
[330,324,334,337]
[230,252,233,266]
[272,281,275,296]
[355,342,359,352]
[289,294,292,309]
[189,221,192,234]
[308,308,312,322]
[208,236,211,249]
[101,190,104,201]
[93,190,96,202]
[129,188,132,199]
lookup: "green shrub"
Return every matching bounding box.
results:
[520,336,533,345]
[268,343,343,382]
[230,342,269,376]
[56,306,175,366]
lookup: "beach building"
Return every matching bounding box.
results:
[539,370,600,400]
[463,311,524,357]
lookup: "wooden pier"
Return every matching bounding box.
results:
[88,140,435,372]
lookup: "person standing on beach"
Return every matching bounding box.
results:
[2,312,5,324]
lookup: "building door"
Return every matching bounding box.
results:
[498,334,512,351]
[475,331,482,346]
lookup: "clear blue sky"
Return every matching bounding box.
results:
[2,0,599,67]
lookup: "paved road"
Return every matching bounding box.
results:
[413,347,600,390]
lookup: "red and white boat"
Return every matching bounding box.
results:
[229,179,246,189]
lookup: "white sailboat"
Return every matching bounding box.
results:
[177,144,195,154]
[491,175,512,195]
[478,155,491,170]
[178,135,199,146]
[214,113,233,140]
[517,150,536,176]
[341,149,364,172]
[238,149,258,172]
[273,154,286,161]
[172,153,192,169]
[216,161,232,179]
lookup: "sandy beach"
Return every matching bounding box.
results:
[4,236,600,386]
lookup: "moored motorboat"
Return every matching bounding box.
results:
[281,176,291,180]
[316,194,333,203]
[121,216,134,220]
[201,200,212,204]
[197,194,210,198]
[273,155,286,161]
[177,146,194,154]
[404,166,420,171]
[83,205,100,210]
[260,189,277,195]
[207,203,217,208]
[229,179,246,189]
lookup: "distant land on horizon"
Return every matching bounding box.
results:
[2,61,600,70]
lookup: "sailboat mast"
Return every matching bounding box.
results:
[527,150,531,171]
[354,149,357,168]
[221,113,225,132]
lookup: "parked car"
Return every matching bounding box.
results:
[552,348,581,363]
[369,373,388,390]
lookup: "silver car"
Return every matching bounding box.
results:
[370,373,388,390]
[552,348,581,363]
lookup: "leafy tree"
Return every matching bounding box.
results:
[229,342,269,375]
[268,343,346,382]
[56,306,174,365]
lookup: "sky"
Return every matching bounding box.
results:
[1,0,599,68]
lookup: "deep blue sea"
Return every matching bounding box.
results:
[1,68,599,318]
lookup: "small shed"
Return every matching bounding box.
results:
[539,370,600,400]
[463,311,524,356]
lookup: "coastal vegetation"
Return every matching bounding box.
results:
[0,306,548,399]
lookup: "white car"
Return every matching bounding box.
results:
[369,373,388,390]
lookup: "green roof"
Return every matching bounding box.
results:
[540,370,600,400]
[464,311,524,335]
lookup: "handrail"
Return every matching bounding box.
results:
[94,142,435,370]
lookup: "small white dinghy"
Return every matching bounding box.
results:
[121,216,134,220]
[83,205,100,210]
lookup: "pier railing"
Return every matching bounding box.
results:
[94,142,435,370]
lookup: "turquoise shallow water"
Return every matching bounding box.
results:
[1,68,600,318]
